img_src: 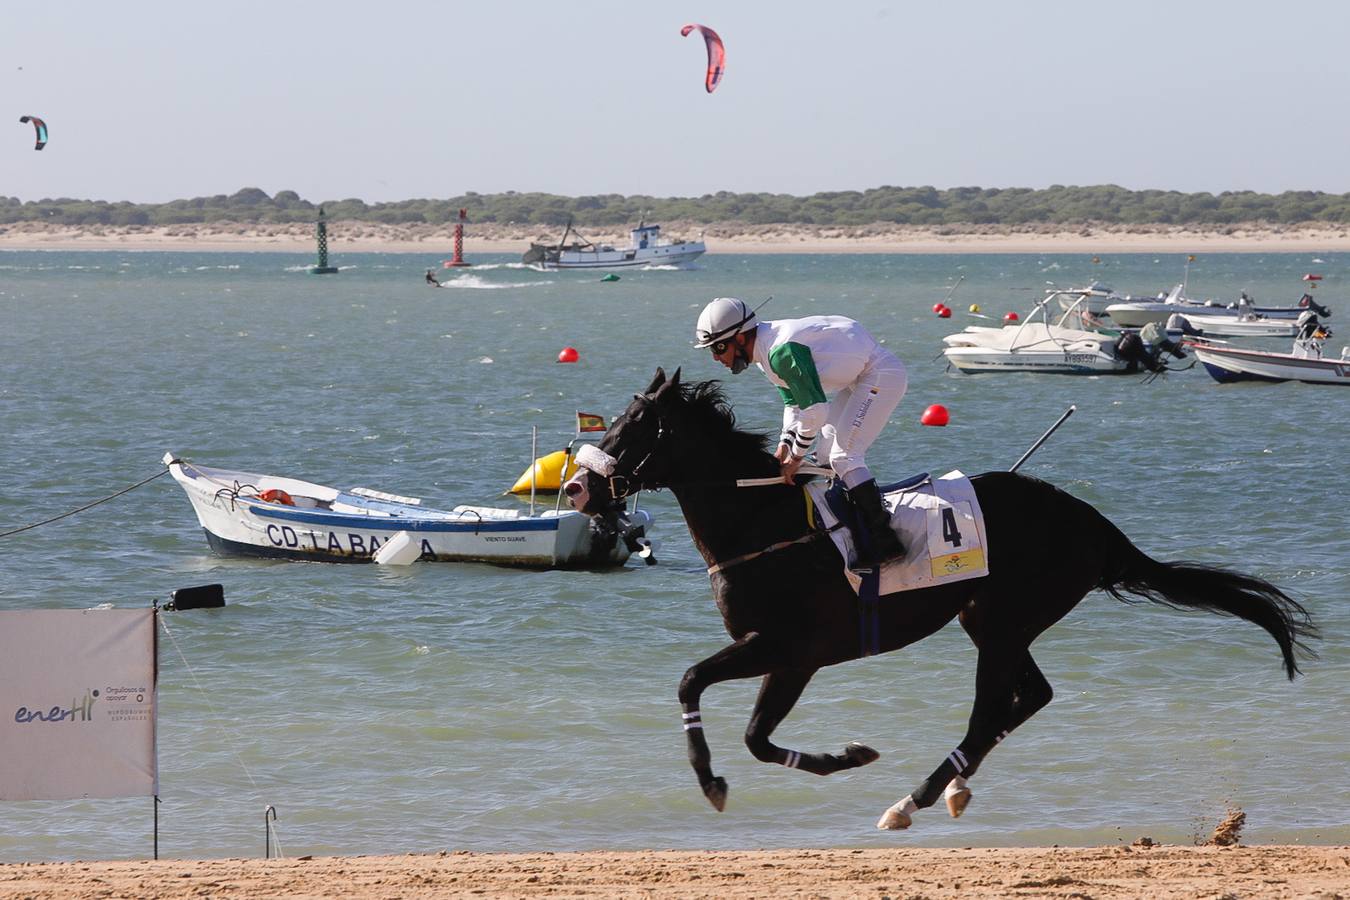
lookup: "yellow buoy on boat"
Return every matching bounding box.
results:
[508,450,580,494]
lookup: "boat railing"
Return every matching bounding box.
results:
[1000,293,1105,354]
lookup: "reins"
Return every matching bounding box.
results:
[575,400,837,575]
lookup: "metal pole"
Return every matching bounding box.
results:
[942,275,965,306]
[264,805,277,859]
[1009,406,1076,473]
[529,427,538,517]
[153,795,159,860]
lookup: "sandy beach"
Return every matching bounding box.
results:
[2,221,1350,254]
[1,845,1345,898]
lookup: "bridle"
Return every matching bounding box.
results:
[571,392,832,575]
[576,397,674,500]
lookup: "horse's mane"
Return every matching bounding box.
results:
[678,379,774,459]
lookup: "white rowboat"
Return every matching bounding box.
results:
[164,454,652,568]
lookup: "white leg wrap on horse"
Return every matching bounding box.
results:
[876,795,919,830]
[946,748,968,773]
[783,749,801,769]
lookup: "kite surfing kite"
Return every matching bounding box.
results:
[680,23,725,93]
[19,115,47,150]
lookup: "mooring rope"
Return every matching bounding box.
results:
[0,468,171,539]
[159,615,286,858]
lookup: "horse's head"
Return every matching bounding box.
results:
[565,367,685,515]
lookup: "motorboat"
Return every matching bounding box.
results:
[1050,282,1134,316]
[522,218,705,270]
[1106,286,1327,328]
[163,453,653,568]
[1189,340,1350,386]
[942,295,1181,375]
[1171,309,1299,339]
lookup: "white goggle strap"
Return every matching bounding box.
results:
[574,443,617,477]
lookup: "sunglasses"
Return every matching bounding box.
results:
[710,339,731,355]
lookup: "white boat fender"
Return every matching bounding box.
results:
[374,530,421,566]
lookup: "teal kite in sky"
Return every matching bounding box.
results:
[19,115,47,150]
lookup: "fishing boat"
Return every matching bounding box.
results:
[1189,334,1350,386]
[163,454,652,568]
[942,294,1180,375]
[522,219,705,270]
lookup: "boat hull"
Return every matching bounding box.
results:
[167,456,649,568]
[943,346,1129,374]
[1191,345,1350,385]
[1175,315,1298,338]
[1106,302,1308,328]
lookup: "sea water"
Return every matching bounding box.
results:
[0,250,1346,861]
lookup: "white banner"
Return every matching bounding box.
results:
[0,608,157,800]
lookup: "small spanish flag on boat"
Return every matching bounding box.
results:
[576,411,606,434]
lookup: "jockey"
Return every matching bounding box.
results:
[694,297,908,571]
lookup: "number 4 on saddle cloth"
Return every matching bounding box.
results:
[806,471,990,596]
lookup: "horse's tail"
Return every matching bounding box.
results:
[1099,522,1318,680]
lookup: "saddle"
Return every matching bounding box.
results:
[805,470,990,596]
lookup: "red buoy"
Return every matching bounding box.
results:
[932,303,945,313]
[938,306,951,318]
[557,347,579,363]
[1003,311,1020,323]
[921,404,950,427]
[1303,273,1323,281]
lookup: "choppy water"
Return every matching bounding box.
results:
[0,249,1346,862]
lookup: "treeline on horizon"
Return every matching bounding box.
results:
[5,185,1350,227]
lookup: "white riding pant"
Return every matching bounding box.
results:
[817,355,907,487]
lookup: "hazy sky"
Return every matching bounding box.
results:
[5,0,1350,203]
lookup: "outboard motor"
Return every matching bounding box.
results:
[1116,324,1183,375]
[589,501,656,565]
[1296,310,1330,341]
[617,510,656,565]
[1299,293,1332,318]
[1114,331,1156,372]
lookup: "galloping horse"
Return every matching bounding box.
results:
[564,368,1316,830]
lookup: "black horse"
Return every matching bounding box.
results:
[564,368,1316,830]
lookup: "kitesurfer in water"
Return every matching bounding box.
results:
[425,269,441,287]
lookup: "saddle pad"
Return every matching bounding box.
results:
[805,470,990,595]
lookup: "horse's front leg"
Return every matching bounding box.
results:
[679,632,783,811]
[745,668,880,776]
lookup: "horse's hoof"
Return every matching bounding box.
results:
[843,742,880,769]
[945,786,972,819]
[876,805,912,830]
[703,777,728,812]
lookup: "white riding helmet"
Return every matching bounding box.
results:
[694,297,758,348]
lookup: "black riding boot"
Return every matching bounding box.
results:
[847,479,905,572]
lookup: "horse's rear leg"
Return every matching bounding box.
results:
[745,669,881,776]
[679,633,785,812]
[941,653,1052,818]
[878,647,1051,830]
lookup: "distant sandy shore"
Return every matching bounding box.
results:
[0,845,1344,898]
[2,221,1350,254]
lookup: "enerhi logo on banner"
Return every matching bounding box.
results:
[13,688,99,724]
